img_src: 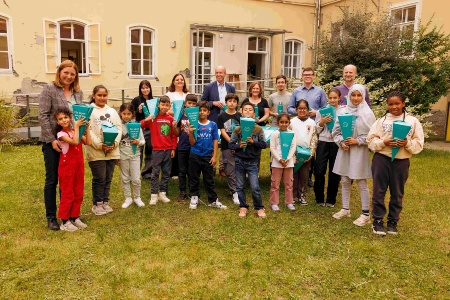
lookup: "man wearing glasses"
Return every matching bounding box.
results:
[287,67,327,118]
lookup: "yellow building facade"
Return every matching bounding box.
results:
[0,0,448,109]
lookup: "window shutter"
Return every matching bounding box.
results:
[43,19,59,73]
[87,23,101,74]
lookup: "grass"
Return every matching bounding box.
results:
[0,145,449,299]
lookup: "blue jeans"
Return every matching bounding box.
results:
[235,158,264,210]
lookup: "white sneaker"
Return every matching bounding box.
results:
[92,203,107,216]
[189,196,199,209]
[208,200,227,209]
[271,204,280,211]
[122,197,133,208]
[72,218,87,229]
[60,221,78,232]
[134,197,145,207]
[158,192,171,203]
[103,203,113,213]
[150,194,158,205]
[333,209,351,219]
[286,204,296,211]
[232,192,240,205]
[353,214,371,226]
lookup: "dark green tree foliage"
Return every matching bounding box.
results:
[318,8,450,110]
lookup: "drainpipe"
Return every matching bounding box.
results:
[312,0,321,66]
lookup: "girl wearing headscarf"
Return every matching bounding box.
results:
[331,84,376,227]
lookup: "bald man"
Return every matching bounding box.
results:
[201,66,236,123]
[335,65,371,108]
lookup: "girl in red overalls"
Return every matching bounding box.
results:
[55,108,92,232]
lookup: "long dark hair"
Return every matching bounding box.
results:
[139,80,153,101]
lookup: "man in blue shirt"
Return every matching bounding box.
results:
[287,67,327,119]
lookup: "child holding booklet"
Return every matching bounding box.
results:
[141,96,177,205]
[269,114,296,211]
[332,84,376,226]
[314,88,341,207]
[174,93,198,201]
[217,93,241,204]
[55,109,92,231]
[118,103,146,208]
[188,101,226,210]
[367,91,424,235]
[86,85,122,216]
[290,99,317,206]
[229,102,268,218]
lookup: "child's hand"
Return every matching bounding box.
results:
[320,116,332,126]
[188,124,196,133]
[344,137,358,146]
[383,138,396,147]
[74,117,86,128]
[144,115,154,122]
[131,138,140,145]
[305,155,313,163]
[239,141,247,148]
[246,136,254,144]
[115,160,120,166]
[85,121,90,129]
[341,142,350,151]
[209,155,216,166]
[172,120,177,127]
[396,138,408,148]
[138,103,144,113]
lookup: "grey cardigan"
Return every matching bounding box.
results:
[38,83,83,143]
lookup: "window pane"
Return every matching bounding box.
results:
[131,29,140,44]
[0,18,6,34]
[402,24,414,39]
[193,33,198,46]
[143,59,151,75]
[407,7,416,22]
[0,36,8,51]
[258,38,266,51]
[74,23,84,39]
[143,45,152,60]
[131,60,140,75]
[293,41,299,54]
[0,52,8,69]
[392,9,403,24]
[203,33,213,47]
[248,37,257,51]
[284,55,289,67]
[285,41,291,54]
[60,23,71,39]
[89,58,100,74]
[131,45,141,59]
[143,30,152,44]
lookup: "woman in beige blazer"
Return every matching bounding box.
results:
[38,60,83,230]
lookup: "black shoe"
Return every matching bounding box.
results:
[47,218,60,231]
[387,222,398,235]
[372,220,386,236]
[178,192,187,202]
[308,179,314,187]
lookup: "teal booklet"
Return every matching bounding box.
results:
[254,106,259,119]
[280,131,295,160]
[185,106,199,139]
[126,122,141,155]
[101,123,119,156]
[72,104,94,143]
[240,117,255,152]
[338,113,357,140]
[172,100,184,123]
[146,98,160,119]
[391,120,412,160]
[319,105,336,133]
[294,146,311,173]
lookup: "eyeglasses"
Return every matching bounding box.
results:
[297,108,308,111]
[302,73,314,77]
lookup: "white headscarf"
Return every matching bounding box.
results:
[346,84,375,135]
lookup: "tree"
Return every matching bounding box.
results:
[317,7,450,110]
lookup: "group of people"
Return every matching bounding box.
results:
[38,61,424,236]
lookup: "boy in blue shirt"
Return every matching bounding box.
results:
[188,101,227,210]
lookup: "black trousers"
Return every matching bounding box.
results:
[189,152,217,203]
[371,152,410,223]
[42,143,60,219]
[314,141,341,204]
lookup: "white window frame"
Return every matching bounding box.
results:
[191,31,215,93]
[43,17,101,75]
[127,25,157,79]
[0,14,13,74]
[284,38,305,79]
[390,0,422,36]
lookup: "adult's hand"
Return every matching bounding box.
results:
[213,101,224,109]
[51,140,62,152]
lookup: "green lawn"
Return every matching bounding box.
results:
[0,145,448,299]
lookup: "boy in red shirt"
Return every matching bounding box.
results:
[141,96,177,204]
